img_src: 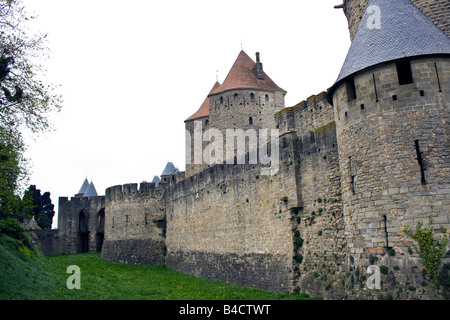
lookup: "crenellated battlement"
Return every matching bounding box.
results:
[105,182,163,202]
[275,91,334,137]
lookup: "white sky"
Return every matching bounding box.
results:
[19,0,351,227]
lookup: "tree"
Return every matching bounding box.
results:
[23,184,54,229]
[0,0,61,219]
[0,126,31,220]
[1,0,62,140]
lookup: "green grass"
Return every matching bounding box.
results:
[0,235,314,300]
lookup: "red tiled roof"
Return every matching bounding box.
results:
[185,81,221,122]
[209,50,286,96]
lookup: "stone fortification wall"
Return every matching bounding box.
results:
[343,0,450,40]
[275,92,346,298]
[331,56,450,299]
[55,196,106,255]
[102,183,166,265]
[165,142,300,292]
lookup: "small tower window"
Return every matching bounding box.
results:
[250,93,255,101]
[346,77,357,102]
[205,119,209,127]
[234,93,239,102]
[265,94,269,102]
[220,96,224,104]
[396,60,413,85]
[249,117,253,125]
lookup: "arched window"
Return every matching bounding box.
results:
[220,96,224,104]
[249,117,253,125]
[250,93,255,101]
[234,93,239,101]
[265,94,270,102]
[205,119,209,126]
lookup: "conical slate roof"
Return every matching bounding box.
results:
[161,162,178,176]
[328,0,450,103]
[83,181,98,198]
[185,81,221,122]
[77,178,90,195]
[152,175,161,187]
[210,50,286,95]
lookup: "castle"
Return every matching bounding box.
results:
[36,0,450,299]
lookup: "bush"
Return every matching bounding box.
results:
[0,218,26,242]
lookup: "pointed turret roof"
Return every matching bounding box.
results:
[210,50,286,95]
[328,0,450,104]
[161,162,178,176]
[185,81,221,122]
[83,181,98,198]
[152,175,161,187]
[77,178,90,195]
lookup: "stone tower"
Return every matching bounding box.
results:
[185,81,221,178]
[329,0,450,297]
[341,0,450,40]
[185,50,286,177]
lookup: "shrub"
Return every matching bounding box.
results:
[0,218,26,242]
[404,216,448,286]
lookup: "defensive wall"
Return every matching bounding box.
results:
[36,196,106,256]
[101,183,166,265]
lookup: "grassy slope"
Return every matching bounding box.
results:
[0,237,314,300]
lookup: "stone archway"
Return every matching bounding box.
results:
[78,209,89,253]
[95,208,105,252]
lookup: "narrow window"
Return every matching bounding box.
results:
[373,74,379,102]
[249,117,253,125]
[349,157,355,195]
[265,94,269,102]
[435,62,442,92]
[383,215,390,249]
[220,96,224,104]
[205,119,209,127]
[346,77,357,102]
[234,93,239,101]
[415,140,426,184]
[396,60,413,85]
[250,93,255,101]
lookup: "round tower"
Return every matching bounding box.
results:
[342,0,450,40]
[329,0,450,298]
[208,51,286,134]
[184,50,286,174]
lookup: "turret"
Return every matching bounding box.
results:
[328,0,450,298]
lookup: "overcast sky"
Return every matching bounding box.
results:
[20,0,351,227]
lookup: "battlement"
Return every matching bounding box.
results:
[105,182,162,202]
[59,195,106,207]
[275,91,335,137]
